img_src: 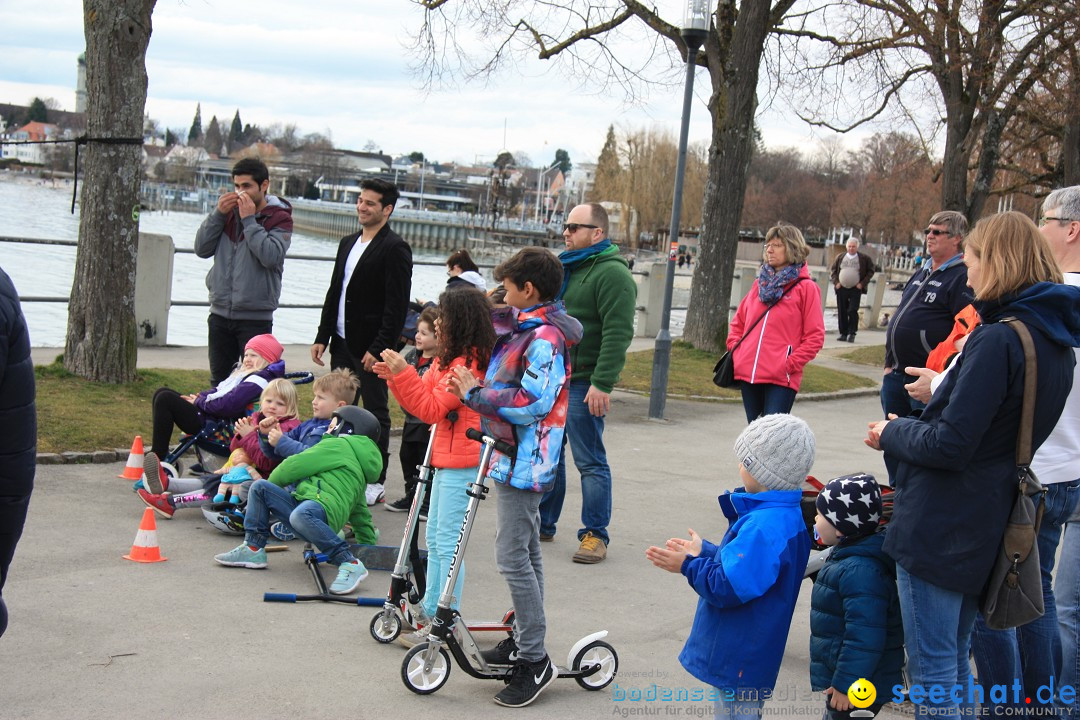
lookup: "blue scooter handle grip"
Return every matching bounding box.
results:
[465,428,516,457]
[263,593,297,603]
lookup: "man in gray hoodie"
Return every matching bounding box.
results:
[195,157,293,384]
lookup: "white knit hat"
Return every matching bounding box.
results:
[733,414,816,491]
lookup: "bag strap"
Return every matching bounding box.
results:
[730,277,806,353]
[1002,318,1037,466]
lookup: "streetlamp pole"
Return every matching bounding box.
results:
[648,0,709,421]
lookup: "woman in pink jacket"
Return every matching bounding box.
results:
[727,223,825,423]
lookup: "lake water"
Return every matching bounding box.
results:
[0,176,465,347]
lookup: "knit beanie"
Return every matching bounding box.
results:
[733,414,815,491]
[815,473,883,539]
[245,334,283,364]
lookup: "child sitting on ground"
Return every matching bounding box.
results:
[143,333,285,487]
[646,414,815,719]
[138,378,300,518]
[376,289,495,648]
[214,406,382,595]
[447,247,583,709]
[810,474,903,720]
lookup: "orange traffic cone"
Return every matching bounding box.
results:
[123,508,167,563]
[118,436,145,480]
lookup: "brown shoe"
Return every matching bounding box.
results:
[539,532,554,542]
[572,532,607,564]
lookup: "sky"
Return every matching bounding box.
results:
[0,0,864,168]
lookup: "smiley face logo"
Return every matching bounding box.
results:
[847,678,877,708]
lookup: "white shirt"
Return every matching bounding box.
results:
[1030,272,1080,484]
[336,238,370,339]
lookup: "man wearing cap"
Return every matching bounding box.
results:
[195,157,293,385]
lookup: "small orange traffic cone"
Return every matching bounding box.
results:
[123,508,167,563]
[118,436,145,480]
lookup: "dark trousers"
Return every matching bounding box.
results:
[835,286,863,337]
[399,434,427,498]
[207,313,272,386]
[739,383,797,423]
[151,387,206,458]
[329,335,390,484]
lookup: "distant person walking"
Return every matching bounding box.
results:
[312,178,412,505]
[0,266,35,638]
[727,223,824,423]
[195,157,293,386]
[829,237,875,342]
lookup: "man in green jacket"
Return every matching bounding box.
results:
[539,203,637,564]
[214,407,382,595]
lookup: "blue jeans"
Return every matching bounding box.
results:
[422,467,473,618]
[971,481,1080,717]
[1055,480,1080,718]
[880,369,926,419]
[739,383,797,423]
[539,380,612,544]
[244,479,352,566]
[897,564,980,718]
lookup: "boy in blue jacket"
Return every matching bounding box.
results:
[810,474,903,719]
[647,414,814,718]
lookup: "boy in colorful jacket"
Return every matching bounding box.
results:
[647,414,814,718]
[449,247,582,709]
[214,406,382,596]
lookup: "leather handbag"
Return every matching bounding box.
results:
[713,278,804,389]
[980,318,1047,630]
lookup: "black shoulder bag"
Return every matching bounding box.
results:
[980,318,1047,630]
[712,278,805,388]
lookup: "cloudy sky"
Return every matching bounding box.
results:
[0,0,856,167]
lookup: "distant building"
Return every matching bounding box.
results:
[0,121,62,164]
[76,53,87,113]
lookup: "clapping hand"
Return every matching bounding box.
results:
[645,529,703,573]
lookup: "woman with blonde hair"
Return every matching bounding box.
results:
[866,211,1080,718]
[726,223,825,422]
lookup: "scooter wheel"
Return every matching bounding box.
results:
[370,610,402,644]
[572,640,619,691]
[401,643,451,694]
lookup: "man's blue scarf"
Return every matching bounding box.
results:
[558,239,612,299]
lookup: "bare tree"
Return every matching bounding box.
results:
[778,0,1075,220]
[65,0,156,382]
[411,0,803,351]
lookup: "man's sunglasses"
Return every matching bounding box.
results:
[563,223,599,233]
[923,228,949,236]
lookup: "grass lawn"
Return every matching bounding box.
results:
[34,362,405,454]
[837,344,886,367]
[616,341,876,399]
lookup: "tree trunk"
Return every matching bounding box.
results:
[65,0,156,382]
[684,0,779,352]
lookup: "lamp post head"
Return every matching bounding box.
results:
[682,0,710,48]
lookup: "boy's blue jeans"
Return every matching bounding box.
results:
[244,479,352,566]
[496,482,546,662]
[422,467,473,618]
[539,379,612,544]
[971,480,1080,717]
[896,564,979,718]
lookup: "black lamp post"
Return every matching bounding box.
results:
[648,0,710,420]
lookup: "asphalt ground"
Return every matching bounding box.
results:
[5,334,906,719]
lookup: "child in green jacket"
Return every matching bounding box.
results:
[214,406,382,595]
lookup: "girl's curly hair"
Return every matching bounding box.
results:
[435,287,496,371]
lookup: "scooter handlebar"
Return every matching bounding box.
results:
[465,427,516,456]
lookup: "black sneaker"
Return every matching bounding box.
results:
[481,637,519,666]
[418,503,430,521]
[385,496,412,513]
[493,656,556,707]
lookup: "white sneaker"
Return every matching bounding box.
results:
[365,483,385,506]
[397,626,431,648]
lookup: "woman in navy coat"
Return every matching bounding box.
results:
[865,212,1080,716]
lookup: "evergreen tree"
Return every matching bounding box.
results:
[553,148,572,175]
[165,128,177,147]
[591,125,621,202]
[188,103,203,145]
[26,97,48,123]
[203,115,223,156]
[229,110,243,149]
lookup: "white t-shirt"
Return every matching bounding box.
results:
[1031,272,1080,484]
[838,253,861,288]
[336,238,371,339]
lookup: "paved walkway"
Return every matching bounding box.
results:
[4,339,902,719]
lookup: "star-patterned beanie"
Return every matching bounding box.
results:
[733,414,816,491]
[815,473,883,539]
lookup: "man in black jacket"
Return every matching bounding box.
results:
[829,237,875,342]
[312,179,412,504]
[0,266,35,638]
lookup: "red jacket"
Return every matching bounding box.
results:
[387,356,484,469]
[726,265,825,391]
